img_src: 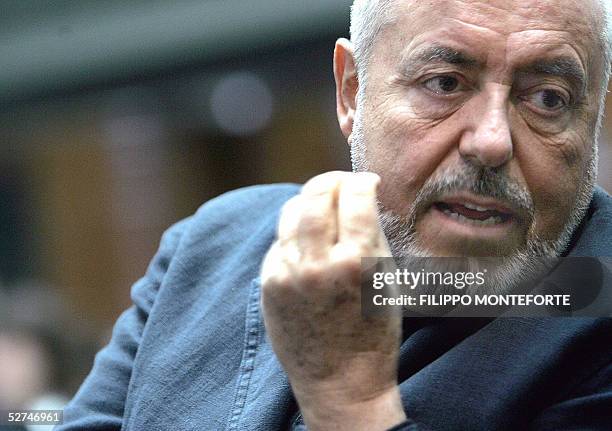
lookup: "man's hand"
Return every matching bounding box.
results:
[260,171,406,431]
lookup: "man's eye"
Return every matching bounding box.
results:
[524,89,569,112]
[422,76,462,94]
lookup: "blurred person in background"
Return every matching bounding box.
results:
[0,329,53,412]
[56,0,612,430]
[0,329,49,431]
[0,284,71,431]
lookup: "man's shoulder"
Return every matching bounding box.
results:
[193,183,301,224]
[167,183,301,250]
[194,183,301,220]
[573,187,612,256]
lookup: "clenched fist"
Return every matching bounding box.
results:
[260,171,406,431]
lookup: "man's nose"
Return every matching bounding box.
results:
[458,85,513,168]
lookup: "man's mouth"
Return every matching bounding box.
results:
[432,198,513,227]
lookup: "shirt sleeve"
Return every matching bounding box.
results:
[55,218,191,431]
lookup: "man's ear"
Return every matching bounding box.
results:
[334,38,359,142]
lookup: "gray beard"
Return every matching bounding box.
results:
[350,109,597,295]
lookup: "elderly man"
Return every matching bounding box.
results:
[58,0,612,430]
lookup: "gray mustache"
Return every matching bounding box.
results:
[411,164,535,223]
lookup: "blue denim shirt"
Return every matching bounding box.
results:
[57,185,612,430]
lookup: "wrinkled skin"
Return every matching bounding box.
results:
[349,0,605,257]
[261,172,406,430]
[261,1,607,429]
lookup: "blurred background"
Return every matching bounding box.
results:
[0,0,610,421]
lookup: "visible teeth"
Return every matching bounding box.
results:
[481,216,503,225]
[445,210,503,226]
[463,202,490,212]
[457,214,472,224]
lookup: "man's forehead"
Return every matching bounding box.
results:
[389,0,599,25]
[384,0,598,48]
[375,0,601,80]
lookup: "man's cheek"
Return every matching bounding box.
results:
[519,150,586,239]
[532,190,579,240]
[375,179,418,216]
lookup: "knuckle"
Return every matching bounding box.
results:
[261,243,290,287]
[261,271,293,299]
[330,247,364,279]
[339,238,375,257]
[297,262,326,286]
